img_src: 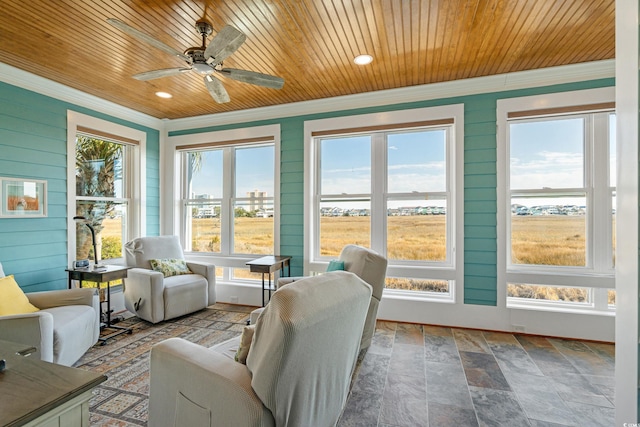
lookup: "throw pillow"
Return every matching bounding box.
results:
[0,275,40,316]
[326,260,345,272]
[149,259,192,278]
[234,324,256,364]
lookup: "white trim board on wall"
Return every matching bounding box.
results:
[0,58,613,135]
[162,124,281,242]
[0,63,163,130]
[496,87,616,309]
[66,111,147,267]
[614,0,639,422]
[167,60,615,132]
[302,103,465,301]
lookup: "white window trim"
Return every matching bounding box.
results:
[66,111,147,267]
[496,87,615,314]
[166,124,281,273]
[303,104,464,302]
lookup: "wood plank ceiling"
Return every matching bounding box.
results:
[0,0,614,120]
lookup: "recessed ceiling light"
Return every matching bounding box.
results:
[354,54,373,65]
[155,91,172,98]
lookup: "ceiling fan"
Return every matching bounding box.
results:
[106,18,284,103]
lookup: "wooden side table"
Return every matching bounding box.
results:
[66,265,133,344]
[0,339,106,427]
[246,255,292,306]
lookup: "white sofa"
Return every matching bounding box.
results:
[148,271,372,427]
[0,262,100,366]
[124,235,216,323]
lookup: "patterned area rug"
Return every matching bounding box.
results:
[74,303,254,426]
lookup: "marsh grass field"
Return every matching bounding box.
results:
[101,215,613,302]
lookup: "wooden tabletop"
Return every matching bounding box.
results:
[66,264,130,283]
[0,340,106,427]
[246,256,291,273]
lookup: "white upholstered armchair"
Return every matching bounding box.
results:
[149,271,372,427]
[251,244,387,351]
[124,236,216,324]
[0,262,100,366]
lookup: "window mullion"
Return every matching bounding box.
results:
[445,127,453,265]
[181,154,193,251]
[221,147,233,256]
[593,287,609,311]
[371,133,385,254]
[313,137,322,259]
[592,113,612,273]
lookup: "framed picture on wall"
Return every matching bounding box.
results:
[0,177,47,218]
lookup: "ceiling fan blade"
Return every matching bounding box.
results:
[219,68,285,89]
[107,18,191,62]
[204,25,246,65]
[133,68,191,81]
[204,75,230,103]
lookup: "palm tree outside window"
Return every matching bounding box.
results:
[75,135,129,263]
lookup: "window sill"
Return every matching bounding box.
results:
[382,289,455,304]
[507,299,615,317]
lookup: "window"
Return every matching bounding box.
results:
[173,125,280,283]
[305,105,464,299]
[67,112,146,267]
[498,89,615,312]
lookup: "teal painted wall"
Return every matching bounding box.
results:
[0,82,160,292]
[170,78,614,307]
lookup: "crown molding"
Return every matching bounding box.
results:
[0,62,163,130]
[0,59,614,134]
[167,59,614,132]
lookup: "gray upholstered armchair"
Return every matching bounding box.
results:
[251,244,387,351]
[0,262,100,366]
[149,271,372,427]
[124,236,216,324]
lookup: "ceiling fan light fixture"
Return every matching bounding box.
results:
[354,54,373,65]
[192,62,213,74]
[155,91,172,98]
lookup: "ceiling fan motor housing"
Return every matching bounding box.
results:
[195,20,213,37]
[184,48,214,74]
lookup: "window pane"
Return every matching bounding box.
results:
[510,196,586,266]
[75,201,127,261]
[232,268,264,281]
[386,277,449,293]
[510,118,584,190]
[387,199,446,261]
[319,200,370,257]
[235,145,274,196]
[234,201,274,255]
[187,150,223,198]
[76,136,125,198]
[508,283,590,303]
[187,201,221,253]
[387,129,446,193]
[608,289,616,306]
[320,136,371,194]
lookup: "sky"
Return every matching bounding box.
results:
[320,131,446,194]
[187,115,615,210]
[189,130,448,210]
[509,114,616,207]
[190,145,274,198]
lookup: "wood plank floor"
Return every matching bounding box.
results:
[338,321,615,427]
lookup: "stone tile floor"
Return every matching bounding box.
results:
[338,322,615,427]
